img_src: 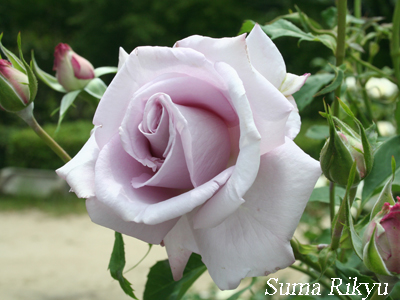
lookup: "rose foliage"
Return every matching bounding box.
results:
[57,24,321,289]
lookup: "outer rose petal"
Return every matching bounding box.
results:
[165,138,321,289]
[246,23,286,89]
[117,47,129,71]
[86,197,178,244]
[174,31,292,154]
[285,96,301,140]
[163,214,199,280]
[280,73,310,96]
[56,128,99,198]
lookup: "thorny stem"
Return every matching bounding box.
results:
[16,104,71,163]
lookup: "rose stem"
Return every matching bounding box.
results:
[391,0,400,134]
[16,103,72,163]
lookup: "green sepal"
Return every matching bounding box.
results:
[56,90,82,133]
[94,66,118,77]
[31,50,66,93]
[338,99,374,178]
[16,34,37,104]
[0,33,26,73]
[0,75,27,112]
[363,226,392,276]
[330,161,358,251]
[108,232,138,299]
[84,78,107,99]
[344,186,364,259]
[370,157,396,220]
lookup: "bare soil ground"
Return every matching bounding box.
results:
[0,210,301,300]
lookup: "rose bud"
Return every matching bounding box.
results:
[0,59,31,112]
[320,112,372,186]
[53,43,95,91]
[363,198,400,275]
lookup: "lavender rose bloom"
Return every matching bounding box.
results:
[57,24,321,289]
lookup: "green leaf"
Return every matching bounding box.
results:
[293,73,334,111]
[305,125,329,140]
[31,51,66,93]
[226,277,257,300]
[335,261,377,299]
[0,33,26,73]
[308,186,345,204]
[363,226,392,276]
[318,247,337,278]
[56,90,81,132]
[94,66,118,77]
[321,7,337,28]
[84,78,107,99]
[314,64,345,96]
[314,34,337,53]
[238,20,255,35]
[362,135,400,202]
[143,253,207,300]
[108,232,138,299]
[260,19,315,41]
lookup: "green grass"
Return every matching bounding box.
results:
[0,192,87,215]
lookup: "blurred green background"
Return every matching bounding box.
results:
[0,0,396,170]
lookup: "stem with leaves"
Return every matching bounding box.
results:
[334,0,347,114]
[16,104,71,163]
[290,265,351,300]
[392,0,400,133]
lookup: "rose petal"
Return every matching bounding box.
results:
[192,62,261,229]
[121,92,231,189]
[118,47,129,71]
[177,104,230,187]
[285,96,301,140]
[94,47,238,150]
[246,23,286,89]
[86,197,178,244]
[183,139,320,289]
[56,128,99,198]
[175,31,292,154]
[94,134,178,221]
[163,214,200,280]
[95,132,234,225]
[280,73,310,96]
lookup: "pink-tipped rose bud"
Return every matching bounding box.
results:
[53,43,95,91]
[363,198,400,275]
[0,59,30,112]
